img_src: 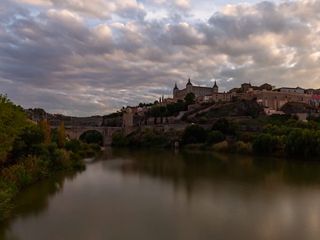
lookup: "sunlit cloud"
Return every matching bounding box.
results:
[0,0,320,116]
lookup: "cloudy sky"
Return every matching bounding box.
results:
[1,0,320,116]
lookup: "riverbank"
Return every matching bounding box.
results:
[0,142,101,222]
[0,95,101,222]
[112,115,320,160]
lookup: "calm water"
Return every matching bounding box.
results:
[2,149,320,240]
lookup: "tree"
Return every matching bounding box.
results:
[80,130,103,146]
[286,129,320,158]
[182,124,207,144]
[252,133,280,155]
[206,130,225,145]
[38,119,51,145]
[10,125,44,159]
[184,92,195,105]
[57,121,66,148]
[0,94,29,163]
[212,118,234,135]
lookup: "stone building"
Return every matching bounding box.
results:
[173,78,219,100]
[255,91,312,110]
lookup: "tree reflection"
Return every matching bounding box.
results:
[0,171,80,239]
[109,148,320,195]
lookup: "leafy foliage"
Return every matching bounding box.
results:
[212,118,235,135]
[0,95,29,163]
[182,125,207,144]
[184,92,196,105]
[206,131,225,145]
[252,134,281,155]
[79,130,103,146]
[57,121,66,148]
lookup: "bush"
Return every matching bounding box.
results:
[252,134,280,155]
[182,125,207,144]
[80,130,103,146]
[234,141,252,154]
[0,184,15,221]
[206,131,225,145]
[212,118,235,135]
[286,129,320,158]
[0,95,29,164]
[65,139,82,153]
[212,141,229,152]
[112,131,129,147]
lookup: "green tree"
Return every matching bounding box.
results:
[80,130,103,146]
[38,119,51,145]
[286,129,320,158]
[184,92,195,105]
[57,121,66,148]
[182,124,207,144]
[0,94,29,163]
[252,133,280,155]
[206,130,225,145]
[10,125,44,159]
[212,118,234,135]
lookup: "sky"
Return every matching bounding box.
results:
[1,0,320,116]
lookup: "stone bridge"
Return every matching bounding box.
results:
[65,126,122,146]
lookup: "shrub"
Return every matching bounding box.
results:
[80,130,103,146]
[10,125,44,160]
[182,125,207,144]
[65,139,82,153]
[252,134,280,155]
[212,118,235,135]
[206,131,225,145]
[0,185,15,221]
[112,131,129,147]
[212,141,229,152]
[286,129,320,158]
[235,141,252,154]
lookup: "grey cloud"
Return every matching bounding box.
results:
[1,0,320,116]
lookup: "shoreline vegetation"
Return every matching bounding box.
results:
[0,95,101,222]
[112,114,320,160]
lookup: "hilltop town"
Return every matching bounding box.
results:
[121,79,320,129]
[27,79,320,129]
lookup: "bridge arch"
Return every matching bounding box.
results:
[65,127,122,146]
[79,130,104,145]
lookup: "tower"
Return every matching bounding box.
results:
[173,82,179,98]
[213,81,219,93]
[186,78,193,93]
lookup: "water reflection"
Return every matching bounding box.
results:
[110,149,320,188]
[1,149,320,240]
[0,172,79,240]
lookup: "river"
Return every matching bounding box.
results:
[1,149,320,240]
